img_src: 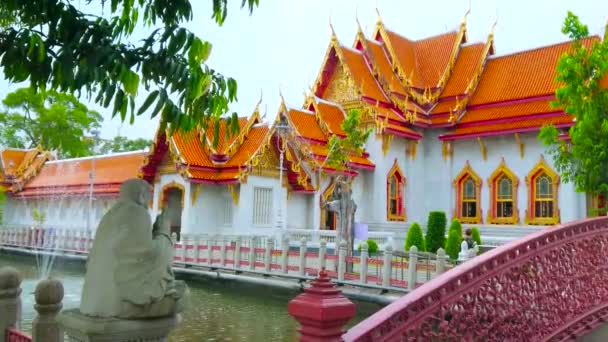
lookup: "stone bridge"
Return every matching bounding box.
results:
[342,217,608,341]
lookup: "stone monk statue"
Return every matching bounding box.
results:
[80,178,189,319]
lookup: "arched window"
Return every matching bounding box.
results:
[525,156,559,225]
[454,161,482,224]
[488,159,519,224]
[387,159,406,221]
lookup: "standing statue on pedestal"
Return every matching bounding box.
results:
[322,176,357,257]
[80,178,189,319]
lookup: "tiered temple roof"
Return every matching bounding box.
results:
[140,104,316,192]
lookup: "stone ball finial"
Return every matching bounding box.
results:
[35,278,64,306]
[0,266,22,290]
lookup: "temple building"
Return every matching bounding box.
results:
[1,13,605,246]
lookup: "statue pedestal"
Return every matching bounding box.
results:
[58,309,182,342]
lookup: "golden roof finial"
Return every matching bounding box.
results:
[278,86,285,105]
[355,10,364,37]
[254,89,263,113]
[329,16,338,42]
[375,6,383,25]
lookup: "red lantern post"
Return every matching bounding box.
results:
[288,269,356,342]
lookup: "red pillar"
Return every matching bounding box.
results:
[288,269,356,342]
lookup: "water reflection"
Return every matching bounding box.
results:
[1,254,382,341]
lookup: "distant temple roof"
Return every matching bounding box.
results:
[13,151,146,198]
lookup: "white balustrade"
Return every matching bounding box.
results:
[264,238,273,273]
[281,237,289,274]
[338,240,346,282]
[359,242,368,284]
[299,238,307,277]
[0,227,454,292]
[234,236,242,271]
[319,240,327,271]
[382,245,393,287]
[407,246,418,291]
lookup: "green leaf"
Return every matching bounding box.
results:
[138,90,159,115]
[121,69,140,96]
[113,89,125,118]
[200,41,212,62]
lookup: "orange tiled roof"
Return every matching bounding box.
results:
[339,46,388,102]
[470,36,599,105]
[287,108,328,142]
[384,30,460,88]
[430,100,457,115]
[446,115,573,138]
[314,100,346,136]
[366,39,406,95]
[376,106,406,123]
[307,143,375,169]
[172,130,215,168]
[384,122,422,138]
[430,114,452,125]
[20,151,146,191]
[441,43,485,97]
[204,117,249,154]
[225,126,269,167]
[459,98,558,124]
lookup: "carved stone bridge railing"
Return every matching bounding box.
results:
[343,217,608,341]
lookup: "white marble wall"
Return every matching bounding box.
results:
[0,131,588,236]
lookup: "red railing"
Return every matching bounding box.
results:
[6,328,32,342]
[344,217,608,341]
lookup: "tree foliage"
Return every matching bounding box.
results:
[445,228,462,260]
[424,211,447,253]
[325,109,372,170]
[0,87,103,158]
[471,227,482,246]
[0,0,259,143]
[539,12,608,198]
[448,218,463,239]
[405,222,425,252]
[99,136,152,154]
[357,239,378,254]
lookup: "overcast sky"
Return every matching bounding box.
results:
[0,0,606,140]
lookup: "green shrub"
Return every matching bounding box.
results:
[404,222,425,252]
[449,218,463,238]
[357,239,378,254]
[445,228,462,260]
[471,227,482,246]
[425,211,447,253]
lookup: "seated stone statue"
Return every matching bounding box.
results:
[80,178,189,319]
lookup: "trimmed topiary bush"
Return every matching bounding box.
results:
[357,239,379,254]
[445,228,462,260]
[425,211,447,253]
[449,218,463,238]
[471,227,482,246]
[404,222,425,252]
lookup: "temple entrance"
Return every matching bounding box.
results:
[160,182,185,241]
[320,180,337,230]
